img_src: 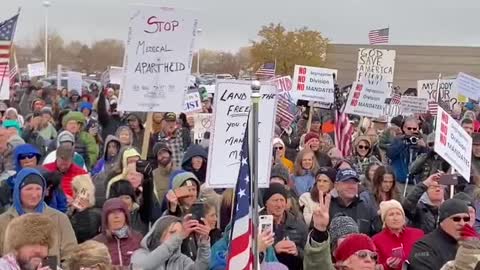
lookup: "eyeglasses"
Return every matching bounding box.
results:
[406,127,418,131]
[274,146,284,150]
[354,251,378,261]
[357,145,370,150]
[19,153,36,160]
[451,216,471,223]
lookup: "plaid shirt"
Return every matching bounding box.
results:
[157,130,185,168]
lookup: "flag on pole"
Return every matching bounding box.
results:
[335,109,353,157]
[0,14,20,98]
[8,65,17,86]
[389,93,401,105]
[226,127,253,270]
[428,101,438,115]
[368,28,389,45]
[255,62,276,78]
[277,92,297,126]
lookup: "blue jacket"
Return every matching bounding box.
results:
[13,168,47,215]
[293,171,315,195]
[13,144,42,172]
[386,137,426,183]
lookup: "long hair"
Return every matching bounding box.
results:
[64,240,112,270]
[372,166,401,205]
[294,149,319,176]
[219,188,234,232]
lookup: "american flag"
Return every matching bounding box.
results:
[255,62,276,78]
[428,101,438,115]
[226,128,253,270]
[335,109,353,157]
[368,28,389,45]
[9,65,17,84]
[277,92,297,126]
[0,14,19,88]
[390,93,401,105]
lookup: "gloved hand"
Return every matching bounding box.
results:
[460,224,479,240]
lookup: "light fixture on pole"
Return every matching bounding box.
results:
[43,0,51,76]
[196,28,202,75]
[250,80,261,270]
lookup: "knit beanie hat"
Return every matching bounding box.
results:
[108,180,136,201]
[170,170,200,190]
[453,192,476,210]
[334,233,376,262]
[21,174,45,189]
[379,199,405,224]
[329,214,359,250]
[57,130,75,146]
[304,132,320,144]
[62,111,86,127]
[262,183,288,206]
[80,102,93,115]
[272,137,285,147]
[270,164,289,184]
[40,107,53,116]
[316,167,337,183]
[146,215,182,250]
[439,198,469,223]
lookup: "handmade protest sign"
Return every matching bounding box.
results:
[270,76,292,92]
[292,65,335,103]
[356,48,396,88]
[27,62,46,78]
[67,71,83,91]
[183,92,202,113]
[417,79,457,112]
[344,80,390,118]
[434,106,472,181]
[400,96,428,114]
[109,67,124,85]
[119,6,198,112]
[206,80,276,188]
[193,113,212,141]
[454,72,480,101]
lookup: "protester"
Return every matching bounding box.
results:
[409,133,450,182]
[402,173,444,234]
[131,215,211,270]
[38,107,57,143]
[408,198,470,270]
[299,167,336,225]
[0,126,25,171]
[21,113,47,157]
[43,130,87,170]
[0,213,55,270]
[203,201,222,246]
[98,90,123,142]
[182,144,208,184]
[260,183,308,269]
[471,133,480,174]
[115,126,133,147]
[165,170,201,218]
[92,135,121,176]
[272,138,294,173]
[93,198,142,267]
[333,234,378,270]
[303,132,333,167]
[461,118,474,136]
[268,164,300,214]
[329,214,360,252]
[439,224,480,270]
[361,162,381,191]
[372,200,424,270]
[453,192,477,228]
[125,113,145,151]
[368,165,401,212]
[64,240,113,270]
[349,135,381,176]
[0,168,77,260]
[104,146,141,199]
[292,149,319,195]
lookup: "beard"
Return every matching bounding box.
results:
[17,256,41,270]
[158,157,172,167]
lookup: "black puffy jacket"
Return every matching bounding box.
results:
[402,183,439,234]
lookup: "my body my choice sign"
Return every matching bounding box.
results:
[434,106,472,181]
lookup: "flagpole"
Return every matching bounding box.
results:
[13,45,20,82]
[250,80,261,270]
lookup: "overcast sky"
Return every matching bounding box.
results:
[3,0,480,52]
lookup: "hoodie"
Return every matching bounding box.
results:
[131,216,210,270]
[12,168,46,215]
[105,148,141,198]
[13,144,41,172]
[92,135,121,176]
[181,145,208,184]
[93,198,142,266]
[2,135,25,172]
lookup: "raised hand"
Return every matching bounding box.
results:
[312,190,331,231]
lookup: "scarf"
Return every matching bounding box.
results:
[112,225,129,239]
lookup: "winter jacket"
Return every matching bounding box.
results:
[77,131,98,169]
[279,128,301,162]
[93,199,143,266]
[303,229,335,270]
[298,192,319,226]
[408,228,458,270]
[21,128,47,159]
[409,151,451,182]
[0,169,77,261]
[402,183,439,234]
[125,114,146,152]
[149,165,174,222]
[153,128,192,168]
[92,135,121,176]
[69,207,102,243]
[259,209,308,270]
[105,147,141,199]
[387,137,427,184]
[43,162,87,198]
[329,196,381,236]
[372,227,424,270]
[38,122,58,143]
[13,144,42,172]
[293,171,315,195]
[131,220,210,270]
[182,144,208,184]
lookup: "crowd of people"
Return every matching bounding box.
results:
[0,80,480,270]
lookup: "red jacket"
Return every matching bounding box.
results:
[372,227,424,270]
[43,162,87,197]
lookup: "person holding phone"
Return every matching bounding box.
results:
[372,200,424,270]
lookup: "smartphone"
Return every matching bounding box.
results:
[191,201,205,222]
[42,256,58,270]
[439,174,458,185]
[259,215,273,233]
[392,246,404,258]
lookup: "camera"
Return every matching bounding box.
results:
[405,136,419,145]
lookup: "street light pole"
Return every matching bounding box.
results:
[250,80,261,270]
[43,1,51,76]
[196,28,202,75]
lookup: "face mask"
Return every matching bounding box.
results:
[112,225,129,239]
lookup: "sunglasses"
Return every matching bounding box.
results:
[357,145,370,150]
[354,251,378,261]
[406,127,418,131]
[451,216,471,223]
[19,153,36,160]
[274,146,284,150]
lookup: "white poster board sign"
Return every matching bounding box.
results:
[292,65,335,103]
[0,75,8,100]
[344,80,390,118]
[454,72,480,101]
[400,96,428,114]
[434,106,472,181]
[417,79,457,112]
[109,66,124,85]
[206,80,276,188]
[183,92,202,113]
[356,48,396,88]
[119,6,198,112]
[270,76,292,92]
[27,62,46,78]
[67,71,83,91]
[193,113,212,141]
